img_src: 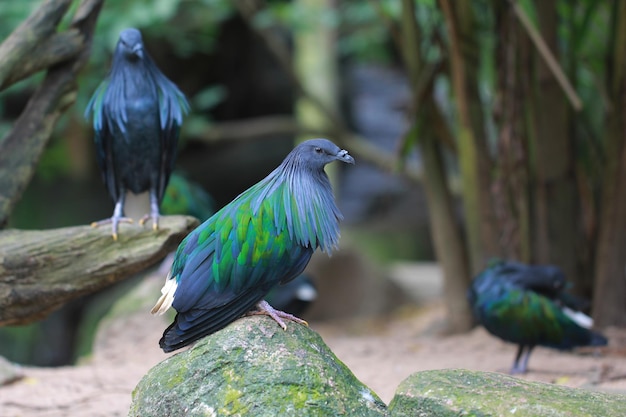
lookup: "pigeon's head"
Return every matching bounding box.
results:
[294,138,355,171]
[116,28,144,60]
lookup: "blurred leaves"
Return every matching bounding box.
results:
[0,0,617,191]
[36,136,73,182]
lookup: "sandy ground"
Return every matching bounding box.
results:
[1,296,625,417]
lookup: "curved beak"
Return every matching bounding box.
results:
[132,44,144,58]
[336,149,355,164]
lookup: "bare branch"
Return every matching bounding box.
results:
[0,215,199,326]
[191,115,310,143]
[0,30,84,91]
[0,0,73,88]
[509,0,583,111]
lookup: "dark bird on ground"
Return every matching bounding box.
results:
[468,259,608,374]
[161,172,215,221]
[151,138,354,352]
[85,28,189,240]
[266,274,318,317]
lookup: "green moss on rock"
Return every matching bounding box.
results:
[129,315,386,417]
[388,369,626,417]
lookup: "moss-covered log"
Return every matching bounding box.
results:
[0,215,197,326]
[388,369,626,417]
[130,315,387,417]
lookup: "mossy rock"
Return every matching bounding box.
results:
[129,315,386,417]
[388,369,626,417]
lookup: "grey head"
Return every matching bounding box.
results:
[291,138,355,171]
[116,28,144,60]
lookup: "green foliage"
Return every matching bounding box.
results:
[337,1,393,62]
[35,136,73,182]
[0,1,42,39]
[192,85,227,112]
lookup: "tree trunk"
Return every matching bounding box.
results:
[419,111,473,332]
[441,0,501,273]
[592,0,626,327]
[531,0,582,292]
[492,1,532,262]
[401,0,472,332]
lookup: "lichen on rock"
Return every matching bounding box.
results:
[129,315,386,417]
[388,368,626,417]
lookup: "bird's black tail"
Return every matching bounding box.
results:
[159,289,267,352]
[588,330,608,347]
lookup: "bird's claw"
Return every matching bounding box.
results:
[90,216,133,240]
[139,214,159,231]
[250,300,309,330]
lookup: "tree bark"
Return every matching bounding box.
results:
[418,113,473,332]
[531,0,582,292]
[592,0,626,327]
[440,0,500,273]
[0,0,73,88]
[492,2,532,262]
[0,0,103,227]
[0,215,198,326]
[0,30,84,91]
[401,0,472,332]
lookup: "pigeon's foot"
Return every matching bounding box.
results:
[509,366,528,375]
[249,300,308,330]
[90,216,133,241]
[139,213,159,231]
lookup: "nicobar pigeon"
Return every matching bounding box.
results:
[85,28,189,240]
[467,259,608,374]
[163,173,315,316]
[151,139,354,352]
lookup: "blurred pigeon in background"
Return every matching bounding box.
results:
[85,28,189,240]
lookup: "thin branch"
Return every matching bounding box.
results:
[509,0,583,111]
[190,115,311,143]
[367,0,403,52]
[438,0,470,125]
[0,0,73,88]
[0,30,84,91]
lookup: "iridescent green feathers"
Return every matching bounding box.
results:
[153,139,354,352]
[161,173,215,221]
[468,259,607,373]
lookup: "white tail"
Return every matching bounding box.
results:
[562,306,593,329]
[151,273,177,315]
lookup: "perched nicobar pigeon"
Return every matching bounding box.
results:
[151,138,354,352]
[163,174,315,315]
[85,28,189,240]
[468,259,608,374]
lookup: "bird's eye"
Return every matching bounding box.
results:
[314,147,323,154]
